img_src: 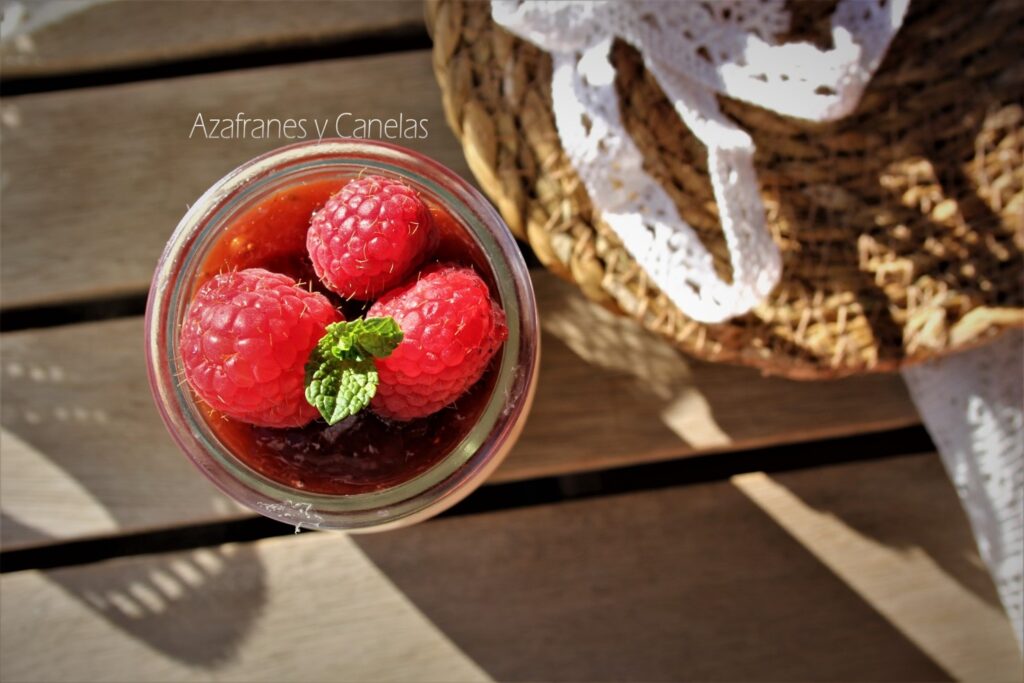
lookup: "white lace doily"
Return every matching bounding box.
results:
[903,331,1024,652]
[492,0,908,322]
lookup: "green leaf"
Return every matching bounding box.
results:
[304,317,403,425]
[351,317,404,358]
[304,356,378,425]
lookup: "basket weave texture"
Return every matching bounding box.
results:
[428,0,1024,379]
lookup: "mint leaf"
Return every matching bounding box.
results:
[351,317,404,358]
[305,357,378,425]
[304,317,403,425]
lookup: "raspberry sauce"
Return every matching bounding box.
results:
[191,178,500,494]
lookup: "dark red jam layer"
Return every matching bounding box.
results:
[192,177,499,494]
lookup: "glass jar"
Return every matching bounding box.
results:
[145,139,539,532]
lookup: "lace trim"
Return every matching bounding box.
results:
[903,331,1024,652]
[493,0,908,322]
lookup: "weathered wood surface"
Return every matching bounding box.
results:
[1,49,465,309]
[2,454,1019,682]
[0,271,920,549]
[0,0,426,78]
[3,3,1015,682]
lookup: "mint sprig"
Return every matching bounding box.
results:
[304,317,403,425]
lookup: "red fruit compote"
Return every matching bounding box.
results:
[146,140,538,532]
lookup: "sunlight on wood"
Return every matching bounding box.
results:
[0,428,117,545]
[539,274,731,449]
[733,471,1023,682]
[660,388,731,449]
[0,536,495,683]
[0,1,110,45]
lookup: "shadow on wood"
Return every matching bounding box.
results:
[503,275,920,481]
[0,272,920,548]
[31,545,267,668]
[353,464,958,682]
[775,454,1005,613]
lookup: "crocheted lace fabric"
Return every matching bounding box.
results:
[492,0,907,322]
[903,331,1024,652]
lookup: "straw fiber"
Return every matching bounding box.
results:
[428,0,1023,379]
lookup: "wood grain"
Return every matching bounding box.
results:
[0,49,467,310]
[0,0,426,78]
[2,454,1019,682]
[0,271,920,549]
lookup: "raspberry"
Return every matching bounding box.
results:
[367,264,508,421]
[180,268,342,428]
[307,175,436,300]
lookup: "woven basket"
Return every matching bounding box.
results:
[427,0,1024,379]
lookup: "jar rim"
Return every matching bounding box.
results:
[145,139,539,531]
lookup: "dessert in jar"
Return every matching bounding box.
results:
[145,139,539,532]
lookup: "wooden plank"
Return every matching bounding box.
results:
[1,532,490,683]
[0,271,921,549]
[0,0,426,79]
[732,470,1023,682]
[0,49,467,310]
[2,454,1019,682]
[525,275,921,477]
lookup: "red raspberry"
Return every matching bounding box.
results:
[307,175,436,300]
[368,264,508,421]
[180,268,342,428]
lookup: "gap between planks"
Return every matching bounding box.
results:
[0,0,428,83]
[0,271,922,550]
[1,455,1020,682]
[1,49,467,310]
[0,429,936,573]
